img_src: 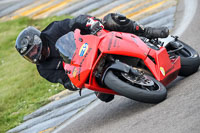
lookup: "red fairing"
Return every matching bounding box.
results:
[144,47,180,86]
[63,30,100,88]
[98,32,149,60]
[63,29,180,94]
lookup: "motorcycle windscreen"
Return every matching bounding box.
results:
[55,32,76,64]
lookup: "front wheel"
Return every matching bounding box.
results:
[104,71,167,104]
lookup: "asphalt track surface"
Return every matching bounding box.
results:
[54,0,200,133]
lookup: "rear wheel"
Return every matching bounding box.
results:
[104,70,167,103]
[174,41,200,76]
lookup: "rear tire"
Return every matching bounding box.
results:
[104,71,167,104]
[175,41,200,76]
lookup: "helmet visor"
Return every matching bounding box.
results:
[22,35,42,64]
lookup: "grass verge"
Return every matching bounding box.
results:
[0,15,72,133]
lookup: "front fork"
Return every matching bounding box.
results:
[101,59,142,84]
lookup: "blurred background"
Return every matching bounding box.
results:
[0,0,177,25]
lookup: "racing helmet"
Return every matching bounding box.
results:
[15,26,42,64]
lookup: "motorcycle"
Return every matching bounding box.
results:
[55,28,200,103]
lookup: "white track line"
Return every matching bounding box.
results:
[173,0,198,36]
[161,0,198,46]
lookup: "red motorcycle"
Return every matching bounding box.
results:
[56,28,200,103]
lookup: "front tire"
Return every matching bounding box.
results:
[104,71,167,104]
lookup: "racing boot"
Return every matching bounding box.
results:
[103,13,169,39]
[144,27,169,39]
[95,92,114,103]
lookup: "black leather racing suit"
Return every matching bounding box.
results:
[37,15,90,89]
[36,13,168,91]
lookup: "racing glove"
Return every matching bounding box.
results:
[86,17,104,34]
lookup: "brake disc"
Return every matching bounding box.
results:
[121,72,154,87]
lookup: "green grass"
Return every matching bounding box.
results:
[0,15,72,133]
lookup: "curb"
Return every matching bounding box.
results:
[0,0,36,18]
[7,89,96,133]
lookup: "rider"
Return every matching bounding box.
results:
[15,13,169,103]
